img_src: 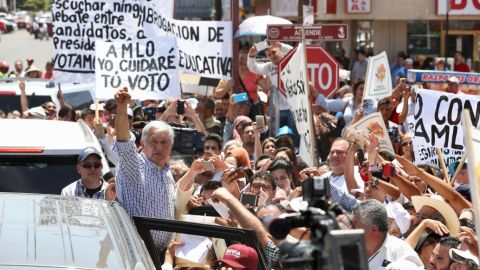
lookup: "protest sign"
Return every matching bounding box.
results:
[349,112,395,156]
[164,19,233,79]
[52,0,232,84]
[408,115,464,169]
[413,89,480,150]
[363,51,392,101]
[280,43,316,167]
[95,39,180,100]
[462,109,480,250]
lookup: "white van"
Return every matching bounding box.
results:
[0,119,110,194]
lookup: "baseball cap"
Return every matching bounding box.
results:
[89,103,105,111]
[216,244,258,270]
[276,126,294,138]
[385,202,411,235]
[78,147,102,163]
[447,76,460,84]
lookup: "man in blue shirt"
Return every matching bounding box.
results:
[391,51,407,87]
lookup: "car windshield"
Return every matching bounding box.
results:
[0,155,79,195]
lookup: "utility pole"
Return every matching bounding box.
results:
[232,0,239,87]
[445,0,449,66]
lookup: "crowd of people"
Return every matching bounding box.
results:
[3,41,480,270]
[0,57,54,80]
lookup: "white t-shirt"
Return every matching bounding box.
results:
[368,234,423,270]
[321,167,365,194]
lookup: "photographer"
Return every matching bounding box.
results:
[160,99,205,133]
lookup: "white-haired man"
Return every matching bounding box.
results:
[114,87,175,251]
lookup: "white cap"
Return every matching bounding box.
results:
[89,103,104,111]
[447,76,460,84]
[385,202,411,234]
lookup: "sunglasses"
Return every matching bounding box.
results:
[401,141,412,147]
[81,162,102,169]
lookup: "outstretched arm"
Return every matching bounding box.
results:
[396,155,472,215]
[114,87,131,141]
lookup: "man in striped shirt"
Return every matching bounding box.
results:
[114,87,176,252]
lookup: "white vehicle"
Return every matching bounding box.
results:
[0,79,95,113]
[0,119,110,194]
[0,193,155,269]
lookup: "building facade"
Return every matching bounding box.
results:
[266,0,480,71]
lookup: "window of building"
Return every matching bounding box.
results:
[356,20,374,53]
[407,20,441,56]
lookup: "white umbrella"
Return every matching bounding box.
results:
[234,15,293,38]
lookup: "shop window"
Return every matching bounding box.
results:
[407,20,441,56]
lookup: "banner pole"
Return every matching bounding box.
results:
[301,26,318,167]
[435,148,451,184]
[450,153,467,186]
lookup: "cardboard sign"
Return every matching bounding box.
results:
[52,0,232,85]
[363,51,392,101]
[280,43,316,167]
[160,19,233,79]
[407,115,463,168]
[349,112,395,156]
[414,89,480,150]
[95,39,180,101]
[462,109,480,252]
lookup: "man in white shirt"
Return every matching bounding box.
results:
[353,200,423,269]
[247,42,299,143]
[320,138,365,194]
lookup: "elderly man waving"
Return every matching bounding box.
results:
[114,87,175,251]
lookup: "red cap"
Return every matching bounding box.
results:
[218,244,258,270]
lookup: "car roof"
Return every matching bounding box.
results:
[0,119,98,155]
[0,193,154,270]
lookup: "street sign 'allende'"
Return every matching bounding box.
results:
[267,24,349,41]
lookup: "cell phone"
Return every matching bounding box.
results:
[177,100,185,115]
[240,193,259,206]
[232,93,249,104]
[254,40,269,52]
[357,149,365,164]
[255,115,265,129]
[201,160,215,171]
[383,164,395,178]
[353,130,364,149]
[143,107,156,121]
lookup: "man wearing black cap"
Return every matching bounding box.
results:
[61,147,112,200]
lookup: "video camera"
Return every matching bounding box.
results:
[268,176,369,270]
[169,122,205,156]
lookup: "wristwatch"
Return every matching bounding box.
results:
[371,177,379,187]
